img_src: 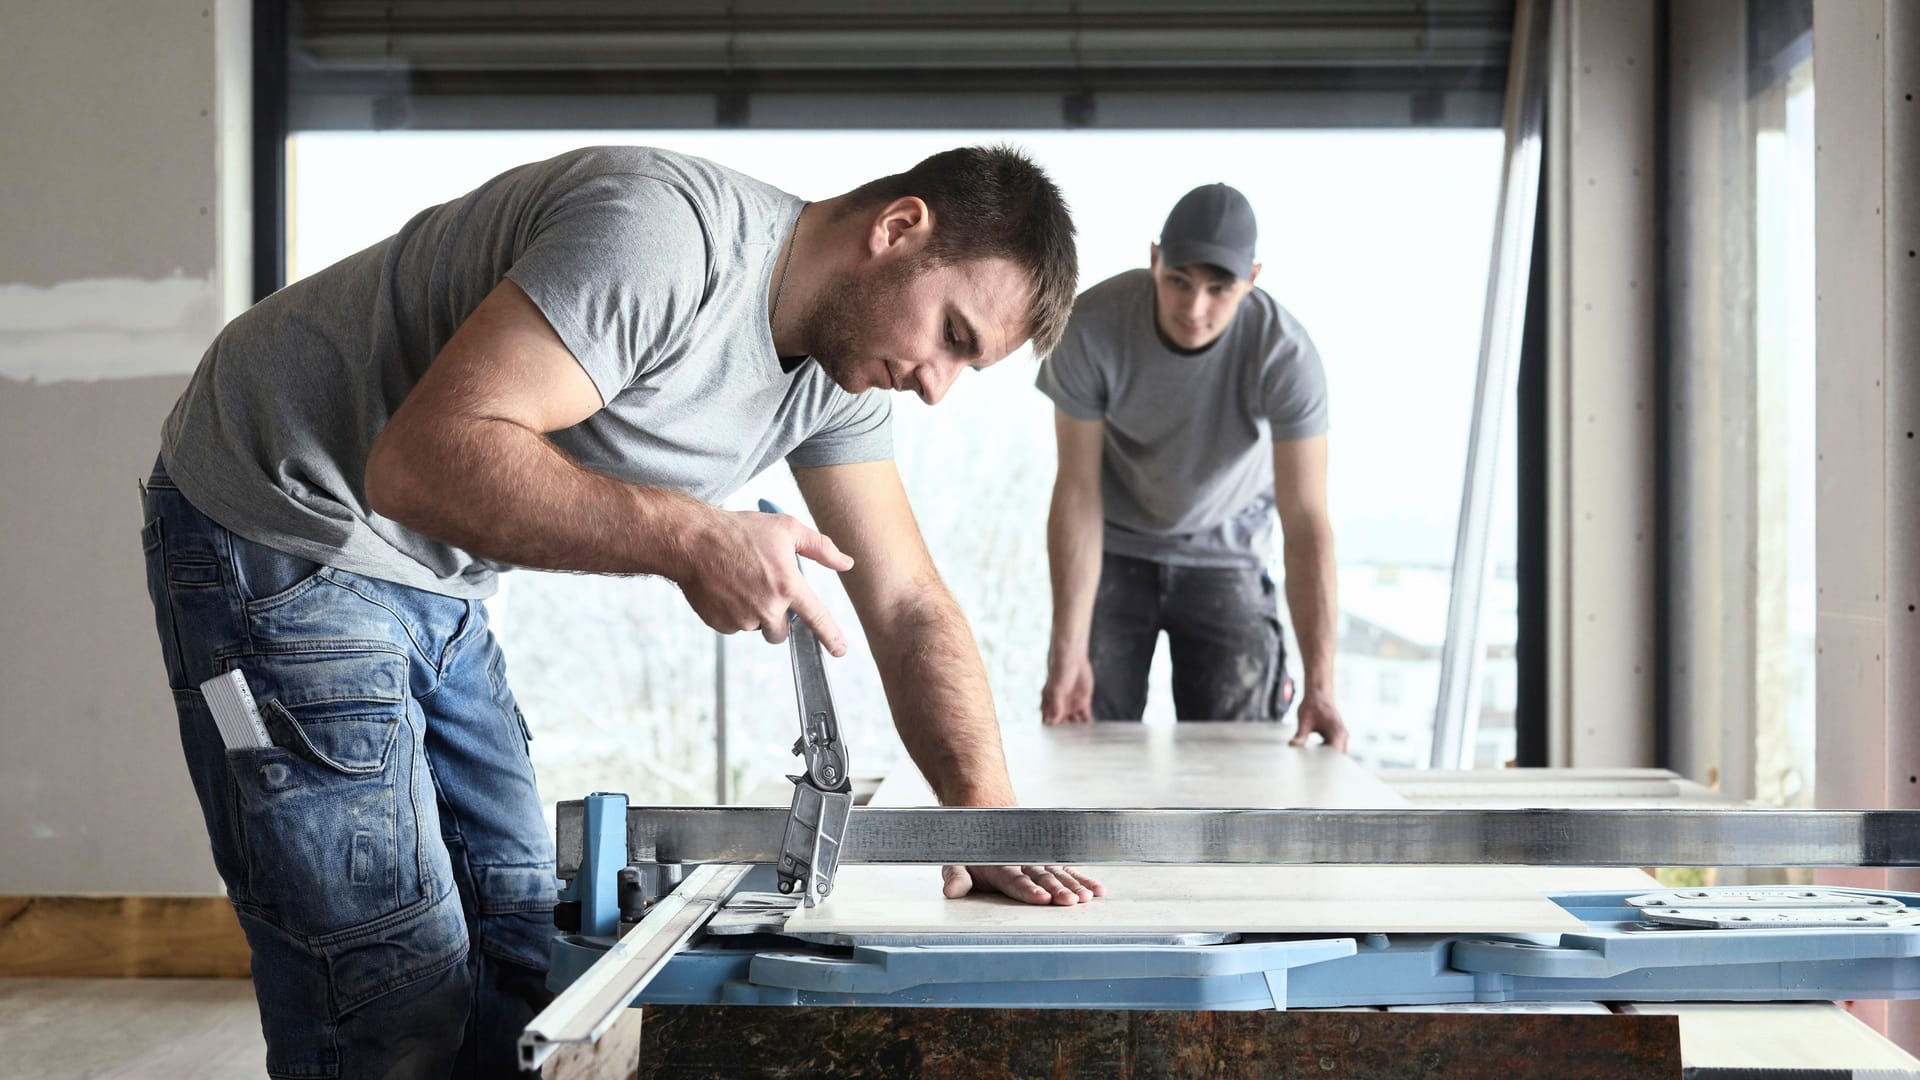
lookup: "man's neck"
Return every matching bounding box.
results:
[768,203,815,357]
[770,196,857,358]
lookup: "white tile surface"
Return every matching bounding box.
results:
[788,862,1587,934]
[790,725,1588,935]
[873,725,1408,809]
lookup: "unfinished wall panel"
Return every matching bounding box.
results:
[1548,0,1659,767]
[0,1,244,893]
[1664,0,1758,797]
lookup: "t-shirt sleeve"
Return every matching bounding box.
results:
[504,173,709,407]
[787,390,894,469]
[1033,314,1108,421]
[1261,320,1331,442]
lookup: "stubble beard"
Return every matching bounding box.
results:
[800,260,919,393]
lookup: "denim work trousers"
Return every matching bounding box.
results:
[139,457,557,1079]
[1088,551,1294,722]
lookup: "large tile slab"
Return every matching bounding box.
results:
[873,724,1408,809]
[789,725,1586,936]
[787,863,1585,934]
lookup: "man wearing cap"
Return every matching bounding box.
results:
[1035,183,1347,749]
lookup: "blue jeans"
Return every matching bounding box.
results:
[139,456,556,1079]
[1088,552,1295,721]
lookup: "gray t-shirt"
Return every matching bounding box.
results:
[162,147,892,598]
[1035,268,1328,569]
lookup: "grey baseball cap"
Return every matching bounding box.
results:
[1158,183,1258,280]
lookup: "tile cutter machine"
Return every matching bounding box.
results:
[520,564,1920,1070]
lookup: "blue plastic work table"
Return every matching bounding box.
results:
[548,873,1920,1012]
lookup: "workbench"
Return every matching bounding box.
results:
[530,725,1920,1078]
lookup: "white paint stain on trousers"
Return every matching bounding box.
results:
[0,275,220,383]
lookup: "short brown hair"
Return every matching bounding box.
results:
[841,145,1078,357]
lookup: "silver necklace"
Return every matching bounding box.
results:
[770,202,808,334]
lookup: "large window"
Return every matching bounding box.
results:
[289,127,1508,806]
[1751,62,1816,809]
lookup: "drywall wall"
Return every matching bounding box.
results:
[0,0,245,892]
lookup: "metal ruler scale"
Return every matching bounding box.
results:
[557,804,1920,874]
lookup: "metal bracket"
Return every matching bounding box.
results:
[1629,887,1908,909]
[776,777,852,904]
[1629,886,1920,930]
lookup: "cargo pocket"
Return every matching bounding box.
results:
[140,516,187,690]
[484,645,534,755]
[473,863,560,972]
[226,647,418,937]
[1261,576,1296,720]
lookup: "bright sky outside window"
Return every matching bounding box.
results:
[289,128,1508,799]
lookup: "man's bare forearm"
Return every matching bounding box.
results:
[868,582,1016,807]
[1046,484,1105,659]
[1282,520,1338,696]
[366,414,714,578]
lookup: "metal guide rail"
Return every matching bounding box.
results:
[520,861,750,1072]
[555,803,1920,876]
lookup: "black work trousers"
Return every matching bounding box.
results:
[1087,551,1294,722]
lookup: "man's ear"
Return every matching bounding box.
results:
[868,196,931,259]
[1246,263,1262,287]
[1149,242,1162,270]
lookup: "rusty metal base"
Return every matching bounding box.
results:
[636,1006,1681,1079]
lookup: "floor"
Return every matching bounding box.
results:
[0,979,638,1080]
[0,977,264,1080]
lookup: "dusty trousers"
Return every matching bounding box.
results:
[138,454,556,1079]
[1087,551,1295,721]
